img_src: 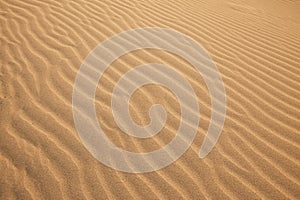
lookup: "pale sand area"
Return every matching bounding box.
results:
[1,0,300,199]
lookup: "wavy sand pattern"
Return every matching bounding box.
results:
[1,0,300,199]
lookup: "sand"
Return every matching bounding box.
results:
[1,0,300,199]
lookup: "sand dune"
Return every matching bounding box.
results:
[1,0,300,199]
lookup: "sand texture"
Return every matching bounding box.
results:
[1,0,300,199]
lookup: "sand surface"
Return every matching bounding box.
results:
[1,0,300,199]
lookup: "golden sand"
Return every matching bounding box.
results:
[1,0,300,199]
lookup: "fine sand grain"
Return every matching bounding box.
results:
[1,0,300,199]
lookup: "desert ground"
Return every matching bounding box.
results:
[1,0,300,199]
